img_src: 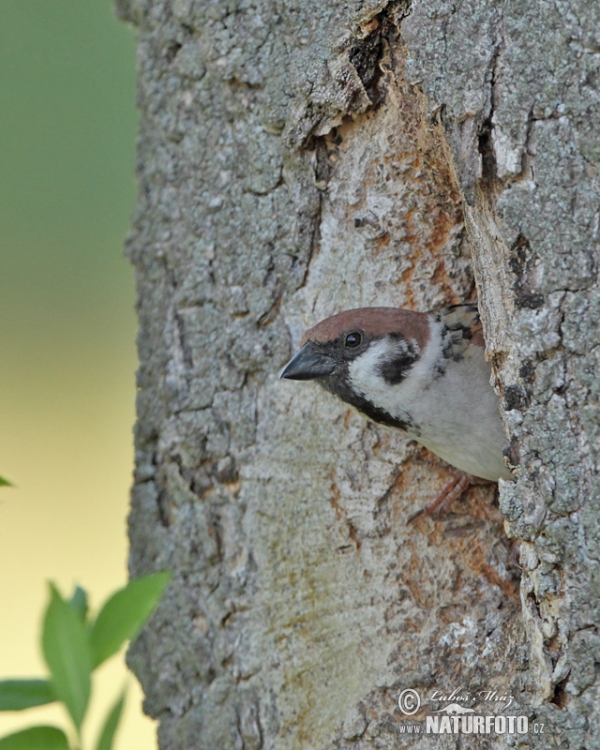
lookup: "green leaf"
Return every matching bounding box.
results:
[42,583,92,731]
[89,571,170,668]
[0,679,55,711]
[69,586,88,624]
[0,476,12,487]
[0,725,69,749]
[94,689,126,750]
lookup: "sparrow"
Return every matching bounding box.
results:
[281,304,511,511]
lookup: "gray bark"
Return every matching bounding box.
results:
[119,0,599,747]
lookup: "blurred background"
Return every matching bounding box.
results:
[0,2,157,747]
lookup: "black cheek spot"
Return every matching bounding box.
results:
[377,344,419,385]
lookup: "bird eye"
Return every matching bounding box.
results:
[344,332,362,348]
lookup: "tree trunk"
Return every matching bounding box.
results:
[119,0,599,747]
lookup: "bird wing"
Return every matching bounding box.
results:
[434,303,483,360]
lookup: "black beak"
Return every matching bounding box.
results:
[280,343,335,380]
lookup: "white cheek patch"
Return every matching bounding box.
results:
[347,340,391,402]
[346,322,442,424]
[347,337,422,416]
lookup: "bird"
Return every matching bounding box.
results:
[280,303,511,516]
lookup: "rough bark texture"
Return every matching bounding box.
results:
[120,0,599,747]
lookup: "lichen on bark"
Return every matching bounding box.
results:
[121,0,599,747]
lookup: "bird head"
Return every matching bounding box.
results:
[280,308,430,431]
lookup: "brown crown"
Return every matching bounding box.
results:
[300,307,431,348]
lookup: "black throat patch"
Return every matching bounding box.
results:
[321,369,420,436]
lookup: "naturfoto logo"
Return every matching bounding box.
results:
[396,687,543,737]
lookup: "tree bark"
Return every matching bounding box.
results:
[119,0,599,747]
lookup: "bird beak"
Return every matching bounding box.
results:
[280,343,335,380]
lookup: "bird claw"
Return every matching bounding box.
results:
[407,473,474,524]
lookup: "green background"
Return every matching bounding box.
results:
[0,2,154,747]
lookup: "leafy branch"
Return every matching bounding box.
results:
[0,574,170,750]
